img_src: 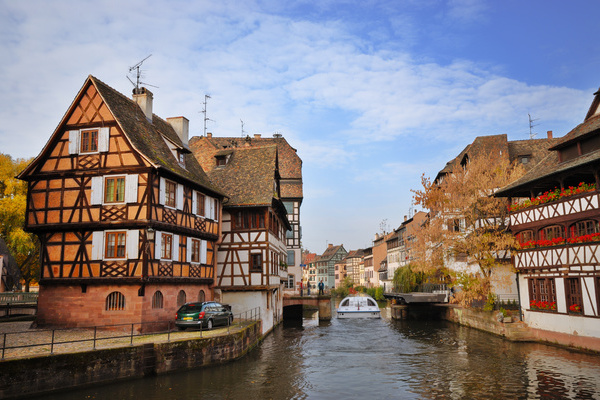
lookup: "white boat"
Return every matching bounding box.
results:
[336,295,381,319]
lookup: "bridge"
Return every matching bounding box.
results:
[0,292,38,317]
[383,291,449,304]
[282,293,332,320]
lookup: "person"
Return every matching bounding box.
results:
[300,281,303,297]
[318,279,325,295]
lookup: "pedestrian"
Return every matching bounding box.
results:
[318,279,324,295]
[300,281,303,297]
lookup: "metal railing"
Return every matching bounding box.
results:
[0,292,38,304]
[1,307,261,360]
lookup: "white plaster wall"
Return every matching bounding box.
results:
[221,291,276,335]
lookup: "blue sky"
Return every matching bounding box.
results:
[1,0,599,254]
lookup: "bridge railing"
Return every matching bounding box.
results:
[0,292,38,304]
[415,284,447,293]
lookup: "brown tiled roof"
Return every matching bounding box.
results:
[189,134,303,199]
[316,244,346,262]
[549,114,600,150]
[92,76,223,196]
[205,145,279,207]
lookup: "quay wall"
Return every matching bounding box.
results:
[0,321,262,399]
[438,304,600,353]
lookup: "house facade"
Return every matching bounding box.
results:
[18,76,224,329]
[315,244,347,289]
[190,133,303,293]
[191,143,290,334]
[496,90,600,347]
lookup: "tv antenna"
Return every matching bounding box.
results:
[127,54,158,90]
[528,113,539,139]
[201,95,213,136]
[240,119,246,137]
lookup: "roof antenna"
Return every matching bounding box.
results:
[241,119,246,137]
[528,113,539,139]
[201,94,213,136]
[127,54,158,91]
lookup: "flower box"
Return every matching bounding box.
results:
[509,182,596,213]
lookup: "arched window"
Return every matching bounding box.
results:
[539,225,564,241]
[152,291,164,309]
[516,230,534,244]
[570,220,599,237]
[106,292,125,311]
[198,290,205,303]
[177,290,186,306]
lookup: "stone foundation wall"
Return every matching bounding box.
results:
[0,321,262,399]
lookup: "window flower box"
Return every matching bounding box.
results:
[530,300,557,312]
[509,182,596,213]
[569,304,582,314]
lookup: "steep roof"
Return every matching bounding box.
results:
[317,244,346,262]
[189,134,303,199]
[205,145,279,207]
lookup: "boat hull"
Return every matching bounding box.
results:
[336,310,381,319]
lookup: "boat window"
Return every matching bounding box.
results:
[368,299,376,307]
[340,299,349,306]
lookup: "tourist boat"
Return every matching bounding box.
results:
[336,295,381,319]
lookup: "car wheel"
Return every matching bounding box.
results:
[207,319,213,330]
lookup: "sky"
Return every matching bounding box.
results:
[1,0,599,255]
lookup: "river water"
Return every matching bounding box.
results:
[37,307,600,400]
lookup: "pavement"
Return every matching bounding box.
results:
[0,318,246,361]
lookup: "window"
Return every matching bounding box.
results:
[177,290,186,307]
[287,250,295,266]
[106,292,125,311]
[516,230,534,244]
[195,192,205,216]
[528,278,556,308]
[285,274,295,289]
[105,232,126,259]
[190,238,200,263]
[104,176,125,203]
[251,253,262,271]
[216,156,227,166]
[152,291,164,309]
[540,225,564,240]
[165,180,177,208]
[565,278,583,314]
[571,220,599,237]
[80,129,98,153]
[233,210,266,230]
[519,155,531,165]
[283,201,294,214]
[448,219,461,232]
[198,290,205,302]
[161,233,173,260]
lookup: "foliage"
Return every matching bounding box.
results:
[483,292,496,311]
[365,286,385,301]
[0,153,39,291]
[392,264,424,293]
[509,182,595,212]
[411,151,525,305]
[530,300,557,311]
[331,276,353,298]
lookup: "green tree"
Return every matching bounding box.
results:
[0,153,39,291]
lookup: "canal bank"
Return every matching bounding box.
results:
[0,321,263,399]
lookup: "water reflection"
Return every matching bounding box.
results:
[34,306,600,400]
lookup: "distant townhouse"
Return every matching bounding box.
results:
[18,76,225,329]
[362,247,372,287]
[190,133,303,293]
[191,142,290,334]
[343,249,364,285]
[302,252,317,289]
[496,89,600,348]
[315,244,347,289]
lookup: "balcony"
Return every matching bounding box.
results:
[514,241,600,270]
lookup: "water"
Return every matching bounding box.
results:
[36,308,600,400]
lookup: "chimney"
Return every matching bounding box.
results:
[328,243,333,248]
[167,117,189,146]
[547,130,553,139]
[254,134,261,139]
[133,87,153,122]
[404,215,408,222]
[207,132,212,138]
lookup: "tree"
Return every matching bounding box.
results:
[0,153,39,291]
[411,151,525,305]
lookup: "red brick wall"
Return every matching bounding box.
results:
[36,283,213,330]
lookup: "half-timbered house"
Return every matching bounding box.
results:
[18,76,225,329]
[193,143,290,334]
[496,89,600,348]
[190,133,303,292]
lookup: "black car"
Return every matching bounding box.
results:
[175,301,233,330]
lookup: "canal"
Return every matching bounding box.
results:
[35,307,600,400]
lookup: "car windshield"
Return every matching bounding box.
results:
[179,304,203,313]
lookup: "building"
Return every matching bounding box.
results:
[190,133,303,293]
[342,249,364,286]
[495,89,600,347]
[18,76,225,329]
[302,252,317,289]
[315,244,347,289]
[191,142,290,334]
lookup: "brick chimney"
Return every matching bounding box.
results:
[133,87,153,122]
[254,134,261,139]
[207,132,212,138]
[167,116,189,146]
[547,130,553,139]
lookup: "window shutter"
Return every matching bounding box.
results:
[125,174,138,203]
[155,231,162,260]
[92,231,103,260]
[127,230,139,259]
[200,240,207,264]
[176,184,184,210]
[186,237,192,263]
[172,234,180,261]
[192,191,197,215]
[98,127,110,152]
[68,130,80,155]
[91,176,103,205]
[213,198,218,221]
[204,196,211,218]
[159,178,166,205]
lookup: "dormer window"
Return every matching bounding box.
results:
[216,155,227,166]
[519,155,531,165]
[178,152,186,168]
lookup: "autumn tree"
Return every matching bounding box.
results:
[411,151,525,305]
[0,153,39,291]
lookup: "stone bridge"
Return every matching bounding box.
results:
[282,294,332,320]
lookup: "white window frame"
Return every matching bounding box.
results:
[68,127,109,155]
[91,174,138,205]
[186,237,207,264]
[91,230,139,260]
[159,178,184,210]
[155,231,179,261]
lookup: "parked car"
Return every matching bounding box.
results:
[175,301,233,330]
